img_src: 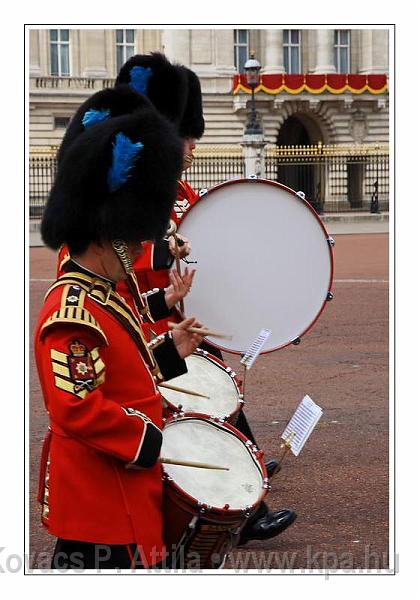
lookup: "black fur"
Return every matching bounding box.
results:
[115,53,189,126]
[56,85,152,164]
[179,67,205,139]
[41,108,183,253]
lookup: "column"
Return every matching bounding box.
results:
[359,29,373,73]
[80,29,107,77]
[29,30,42,76]
[215,29,236,73]
[372,29,389,73]
[241,135,266,178]
[161,29,190,65]
[263,29,285,74]
[313,29,336,73]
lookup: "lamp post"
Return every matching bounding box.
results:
[244,52,262,135]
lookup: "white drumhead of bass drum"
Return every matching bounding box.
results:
[178,179,333,353]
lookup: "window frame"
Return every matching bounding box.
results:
[334,29,351,73]
[234,29,250,73]
[49,29,70,77]
[115,29,136,73]
[283,29,301,74]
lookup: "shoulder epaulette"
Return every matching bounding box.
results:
[41,281,108,345]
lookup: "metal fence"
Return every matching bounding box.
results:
[266,143,389,213]
[29,144,389,219]
[182,146,245,190]
[29,151,58,218]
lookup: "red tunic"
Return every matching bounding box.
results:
[35,275,166,567]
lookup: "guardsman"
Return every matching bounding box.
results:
[36,103,204,570]
[115,54,297,545]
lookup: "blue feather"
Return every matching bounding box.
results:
[129,66,153,95]
[107,132,144,193]
[82,108,111,128]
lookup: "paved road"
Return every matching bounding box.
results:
[29,233,389,571]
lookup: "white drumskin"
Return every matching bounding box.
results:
[162,418,263,510]
[178,179,333,354]
[159,353,240,417]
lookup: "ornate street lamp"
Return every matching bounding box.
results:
[244,52,262,135]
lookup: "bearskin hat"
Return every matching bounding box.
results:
[41,108,183,254]
[178,66,205,139]
[115,52,189,127]
[56,84,153,164]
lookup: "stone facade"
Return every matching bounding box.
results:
[28,27,389,148]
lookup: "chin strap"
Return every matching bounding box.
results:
[111,239,155,324]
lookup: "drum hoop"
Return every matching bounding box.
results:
[179,177,335,355]
[162,412,268,515]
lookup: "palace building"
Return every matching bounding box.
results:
[29,28,389,147]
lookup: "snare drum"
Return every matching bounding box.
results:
[159,348,243,423]
[161,413,268,568]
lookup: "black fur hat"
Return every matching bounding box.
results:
[41,108,183,254]
[56,84,153,164]
[179,66,205,139]
[115,52,189,127]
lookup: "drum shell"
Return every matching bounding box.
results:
[161,413,268,562]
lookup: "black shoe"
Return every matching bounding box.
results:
[264,459,280,478]
[238,509,297,546]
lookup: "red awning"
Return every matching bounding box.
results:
[232,73,388,95]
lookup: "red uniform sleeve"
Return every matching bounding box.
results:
[37,325,162,468]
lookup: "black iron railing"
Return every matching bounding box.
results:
[182,147,245,190]
[265,143,389,213]
[29,153,57,218]
[29,144,389,218]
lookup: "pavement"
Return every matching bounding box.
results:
[29,213,389,246]
[28,232,390,571]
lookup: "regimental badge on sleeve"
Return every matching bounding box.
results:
[50,341,105,399]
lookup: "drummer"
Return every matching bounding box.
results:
[115,53,297,546]
[36,107,205,569]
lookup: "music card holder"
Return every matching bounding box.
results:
[270,395,323,478]
[281,395,323,457]
[240,329,272,370]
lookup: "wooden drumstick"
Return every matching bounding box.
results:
[161,457,229,471]
[158,381,210,399]
[168,321,233,341]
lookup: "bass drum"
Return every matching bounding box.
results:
[178,178,334,354]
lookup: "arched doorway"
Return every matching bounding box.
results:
[276,114,324,212]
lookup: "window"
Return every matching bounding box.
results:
[50,29,70,76]
[54,116,71,129]
[334,30,350,73]
[116,29,136,73]
[283,30,301,73]
[234,29,249,73]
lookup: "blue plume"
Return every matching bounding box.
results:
[82,108,111,128]
[129,66,153,95]
[107,132,144,193]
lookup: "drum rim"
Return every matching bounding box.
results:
[161,348,244,416]
[178,177,335,355]
[162,412,268,515]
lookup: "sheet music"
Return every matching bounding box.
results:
[281,395,323,456]
[240,329,272,370]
